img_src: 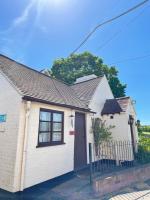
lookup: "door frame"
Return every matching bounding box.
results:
[74,112,87,171]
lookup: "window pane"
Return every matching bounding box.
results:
[52,132,62,142]
[53,123,62,131]
[39,132,50,143]
[53,113,62,122]
[40,111,51,121]
[40,122,50,132]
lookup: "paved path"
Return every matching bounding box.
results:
[110,190,150,200]
[104,180,150,200]
[0,174,150,200]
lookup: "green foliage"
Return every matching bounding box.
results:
[91,118,114,156]
[141,125,150,132]
[137,122,150,137]
[48,52,126,98]
[139,136,150,147]
[91,118,114,145]
[136,136,150,164]
[137,123,150,163]
[142,132,150,137]
[137,120,143,136]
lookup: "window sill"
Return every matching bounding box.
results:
[36,142,66,148]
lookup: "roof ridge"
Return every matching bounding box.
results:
[71,75,104,85]
[0,54,71,86]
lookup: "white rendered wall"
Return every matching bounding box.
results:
[126,100,138,142]
[101,113,135,161]
[0,73,22,192]
[102,113,132,141]
[87,76,114,161]
[23,102,77,189]
[89,76,114,116]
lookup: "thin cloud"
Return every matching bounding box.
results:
[12,0,35,28]
[0,0,35,58]
[0,0,36,35]
[0,0,47,60]
[0,0,46,34]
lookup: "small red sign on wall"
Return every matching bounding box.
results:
[69,131,76,135]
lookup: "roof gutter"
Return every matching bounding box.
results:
[22,96,95,114]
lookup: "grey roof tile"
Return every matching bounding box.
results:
[0,54,89,111]
[71,76,103,105]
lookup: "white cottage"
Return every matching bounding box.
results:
[0,54,138,193]
[101,97,138,142]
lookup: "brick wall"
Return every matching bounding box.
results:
[93,164,150,197]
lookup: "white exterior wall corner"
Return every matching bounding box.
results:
[86,112,94,164]
[89,76,114,116]
[23,102,76,189]
[102,113,131,141]
[13,101,27,192]
[102,99,138,143]
[0,69,95,191]
[128,98,137,116]
[86,76,114,161]
[0,72,23,192]
[126,99,138,142]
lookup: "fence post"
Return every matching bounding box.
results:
[89,143,93,184]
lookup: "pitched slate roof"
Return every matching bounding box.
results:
[101,99,123,115]
[71,76,103,105]
[101,97,130,115]
[0,54,90,112]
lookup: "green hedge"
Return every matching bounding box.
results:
[135,136,150,164]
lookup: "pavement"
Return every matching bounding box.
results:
[0,173,150,200]
[104,180,150,200]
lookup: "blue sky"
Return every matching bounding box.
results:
[0,0,150,124]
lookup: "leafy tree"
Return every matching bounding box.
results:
[47,52,126,97]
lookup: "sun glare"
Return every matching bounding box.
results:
[39,0,67,6]
[54,0,64,4]
[37,0,69,12]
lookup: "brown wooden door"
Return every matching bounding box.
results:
[74,112,87,170]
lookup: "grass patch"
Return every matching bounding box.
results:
[142,132,150,138]
[142,132,150,135]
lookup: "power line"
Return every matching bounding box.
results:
[96,5,150,52]
[70,0,149,55]
[108,53,150,65]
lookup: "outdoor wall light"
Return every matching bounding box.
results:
[69,114,75,128]
[128,116,134,125]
